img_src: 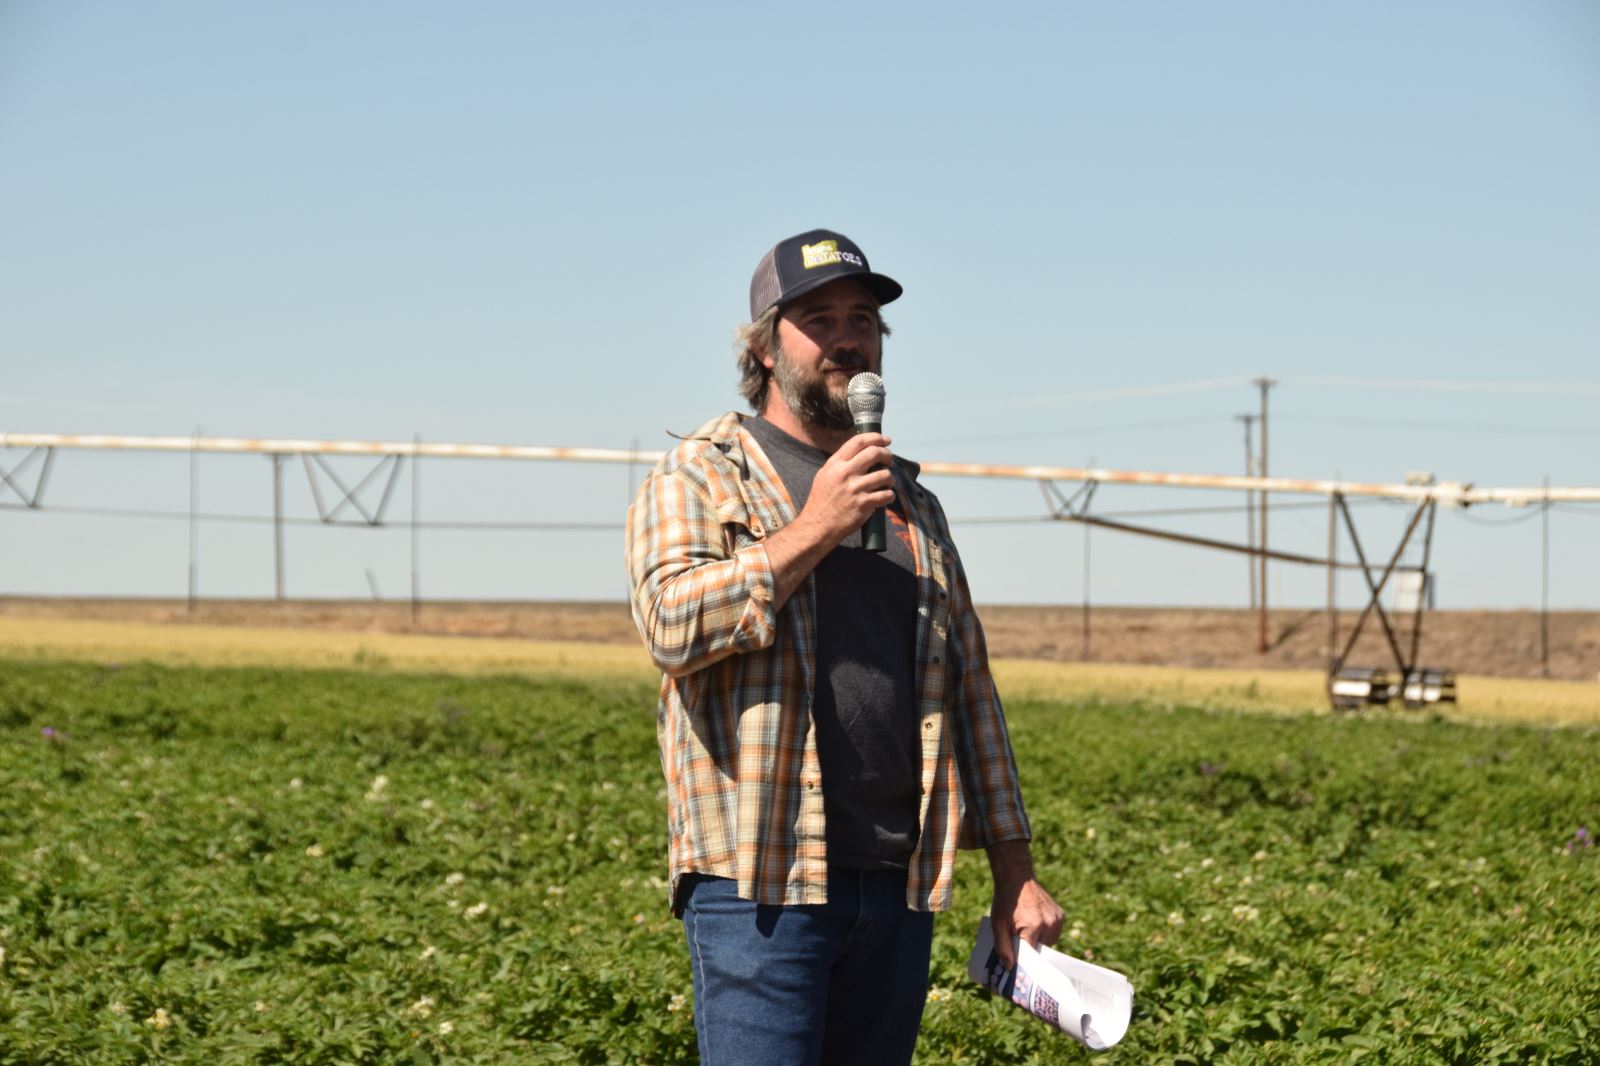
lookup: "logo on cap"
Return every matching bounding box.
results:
[800,240,863,270]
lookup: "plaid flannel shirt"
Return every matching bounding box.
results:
[626,412,1030,913]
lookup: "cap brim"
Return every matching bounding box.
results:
[773,271,903,312]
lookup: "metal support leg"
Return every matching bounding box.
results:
[1326,491,1338,679]
[272,454,285,600]
[419,428,425,624]
[1407,501,1437,668]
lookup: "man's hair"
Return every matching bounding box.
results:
[733,307,891,412]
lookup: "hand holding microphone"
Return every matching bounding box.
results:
[847,372,888,553]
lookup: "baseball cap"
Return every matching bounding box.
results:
[748,228,903,321]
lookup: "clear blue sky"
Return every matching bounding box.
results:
[3,1,1598,609]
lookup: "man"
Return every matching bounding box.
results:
[626,228,1063,1066]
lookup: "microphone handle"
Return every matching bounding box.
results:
[856,418,888,553]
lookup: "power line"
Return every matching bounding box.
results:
[948,498,1377,526]
[992,373,1600,421]
[0,495,1390,530]
[1283,376,1600,395]
[916,413,1230,447]
[1277,413,1600,437]
[1451,507,1547,527]
[13,494,1590,530]
[1370,496,1550,526]
[0,502,618,531]
[1015,377,1251,409]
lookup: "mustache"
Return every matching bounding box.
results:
[822,351,868,373]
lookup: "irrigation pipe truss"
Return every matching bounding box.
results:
[4,431,1597,507]
[5,429,1589,688]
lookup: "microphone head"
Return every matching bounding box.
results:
[846,372,886,423]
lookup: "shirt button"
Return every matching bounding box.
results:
[932,655,941,665]
[924,721,933,730]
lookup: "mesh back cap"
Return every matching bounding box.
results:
[748,228,903,320]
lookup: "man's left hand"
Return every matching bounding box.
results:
[986,839,1065,970]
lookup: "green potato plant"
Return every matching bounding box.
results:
[0,661,1594,1064]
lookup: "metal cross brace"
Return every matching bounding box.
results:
[300,453,406,526]
[1039,478,1098,518]
[0,446,56,508]
[1329,495,1436,682]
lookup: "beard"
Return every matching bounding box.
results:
[771,345,867,433]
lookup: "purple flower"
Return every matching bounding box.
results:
[41,727,58,740]
[1199,760,1223,776]
[1567,827,1593,853]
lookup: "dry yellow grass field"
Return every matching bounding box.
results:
[3,616,1594,727]
[5,599,1596,681]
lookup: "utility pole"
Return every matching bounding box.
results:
[1252,377,1276,653]
[1235,414,1257,611]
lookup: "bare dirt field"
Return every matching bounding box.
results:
[2,597,1594,682]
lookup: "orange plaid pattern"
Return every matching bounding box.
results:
[626,412,1030,912]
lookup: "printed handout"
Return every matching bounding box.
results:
[966,916,1135,1050]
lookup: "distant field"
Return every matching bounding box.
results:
[1,615,1596,728]
[2,658,1595,1062]
[3,597,1596,681]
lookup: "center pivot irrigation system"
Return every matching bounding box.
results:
[4,431,1597,710]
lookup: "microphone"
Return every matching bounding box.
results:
[846,372,888,553]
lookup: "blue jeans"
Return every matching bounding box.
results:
[680,867,935,1066]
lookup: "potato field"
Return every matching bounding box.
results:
[1,658,1596,1063]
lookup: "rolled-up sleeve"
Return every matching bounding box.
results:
[627,468,778,677]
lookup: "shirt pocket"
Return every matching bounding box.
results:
[714,494,765,552]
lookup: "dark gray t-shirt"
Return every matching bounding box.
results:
[745,416,921,870]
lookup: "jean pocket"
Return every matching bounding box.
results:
[682,873,747,916]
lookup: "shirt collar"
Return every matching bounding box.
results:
[674,410,922,481]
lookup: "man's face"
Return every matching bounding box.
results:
[765,278,884,433]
